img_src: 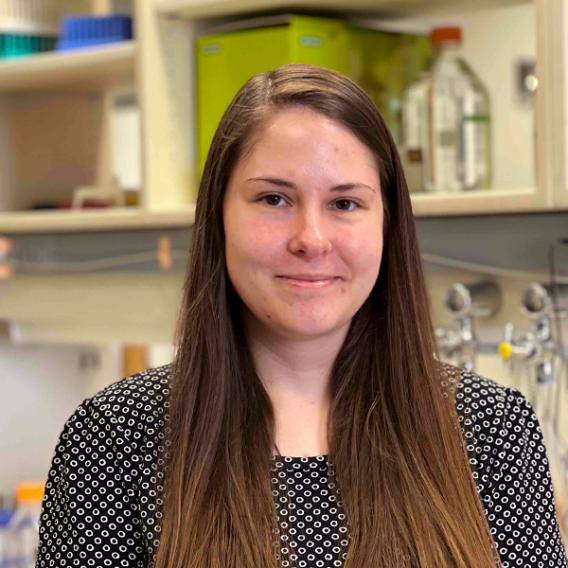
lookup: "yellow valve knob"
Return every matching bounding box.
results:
[498,341,513,360]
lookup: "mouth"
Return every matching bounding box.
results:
[276,276,340,288]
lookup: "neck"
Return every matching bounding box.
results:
[243,313,351,457]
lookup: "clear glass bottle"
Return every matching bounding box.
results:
[430,26,492,192]
[402,27,492,193]
[401,71,431,193]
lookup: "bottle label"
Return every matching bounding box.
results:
[430,83,461,192]
[460,86,490,189]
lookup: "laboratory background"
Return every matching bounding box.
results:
[0,0,567,564]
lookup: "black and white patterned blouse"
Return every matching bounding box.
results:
[36,364,568,567]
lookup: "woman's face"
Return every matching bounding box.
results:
[223,106,384,341]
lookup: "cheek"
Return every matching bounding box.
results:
[226,219,284,275]
[340,230,383,276]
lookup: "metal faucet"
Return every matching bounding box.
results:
[498,283,566,385]
[436,281,501,371]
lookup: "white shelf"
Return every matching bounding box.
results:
[0,190,550,233]
[411,187,550,217]
[0,41,136,93]
[0,205,195,234]
[156,0,529,19]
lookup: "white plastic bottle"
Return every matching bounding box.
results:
[0,508,15,567]
[7,483,44,568]
[403,27,492,193]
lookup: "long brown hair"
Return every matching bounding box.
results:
[154,64,499,567]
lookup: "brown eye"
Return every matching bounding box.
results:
[334,199,358,212]
[259,194,287,207]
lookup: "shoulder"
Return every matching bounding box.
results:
[453,365,538,438]
[57,363,172,459]
[446,364,540,488]
[449,369,568,565]
[451,365,554,500]
[454,366,510,428]
[88,362,172,420]
[451,365,537,454]
[40,365,173,565]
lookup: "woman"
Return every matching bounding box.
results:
[37,64,567,567]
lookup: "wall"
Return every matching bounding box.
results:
[0,340,99,497]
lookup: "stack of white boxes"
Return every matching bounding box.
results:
[0,0,59,36]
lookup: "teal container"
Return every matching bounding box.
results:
[0,33,57,59]
[196,14,434,173]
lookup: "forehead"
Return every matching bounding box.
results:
[232,106,379,185]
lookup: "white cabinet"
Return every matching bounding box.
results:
[150,0,568,217]
[0,0,567,234]
[556,0,568,208]
[0,0,194,234]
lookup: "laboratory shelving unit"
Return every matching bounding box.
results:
[156,0,533,19]
[146,0,567,220]
[0,41,135,91]
[0,0,566,234]
[0,0,195,235]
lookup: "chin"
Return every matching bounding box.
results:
[275,318,345,339]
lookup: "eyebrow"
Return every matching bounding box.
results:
[246,177,377,194]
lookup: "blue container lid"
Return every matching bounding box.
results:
[59,14,132,42]
[0,509,13,528]
[56,14,132,51]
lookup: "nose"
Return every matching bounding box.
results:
[287,209,332,258]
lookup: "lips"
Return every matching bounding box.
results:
[278,274,339,281]
[277,275,340,288]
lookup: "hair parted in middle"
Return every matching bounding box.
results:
[154,63,501,568]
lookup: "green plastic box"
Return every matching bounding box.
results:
[196,15,433,173]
